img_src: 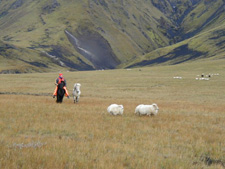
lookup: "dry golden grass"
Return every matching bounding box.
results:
[0,60,225,169]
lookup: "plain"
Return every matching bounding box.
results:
[0,59,225,169]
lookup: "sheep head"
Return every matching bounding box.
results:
[152,103,159,113]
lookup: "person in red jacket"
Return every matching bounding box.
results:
[53,73,70,98]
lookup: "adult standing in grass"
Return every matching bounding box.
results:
[53,73,70,98]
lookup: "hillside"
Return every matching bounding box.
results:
[125,22,225,68]
[0,0,224,73]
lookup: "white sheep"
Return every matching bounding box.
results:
[173,76,182,79]
[199,78,209,80]
[73,83,81,103]
[135,103,159,116]
[107,104,124,115]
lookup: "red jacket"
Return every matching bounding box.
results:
[56,77,67,86]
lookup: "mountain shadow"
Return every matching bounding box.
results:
[127,44,207,68]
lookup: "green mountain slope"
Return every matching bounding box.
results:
[0,0,224,73]
[125,22,225,68]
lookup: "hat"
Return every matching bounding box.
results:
[59,73,63,76]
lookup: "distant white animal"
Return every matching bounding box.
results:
[135,103,159,116]
[73,83,81,103]
[196,78,209,81]
[107,104,124,115]
[173,76,182,79]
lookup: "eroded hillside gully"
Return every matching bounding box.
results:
[65,30,120,69]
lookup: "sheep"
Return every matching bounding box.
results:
[107,104,124,115]
[205,74,211,78]
[135,104,144,114]
[198,78,210,81]
[135,103,159,116]
[173,76,182,79]
[201,73,211,77]
[73,83,81,103]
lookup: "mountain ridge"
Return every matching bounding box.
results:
[0,0,224,73]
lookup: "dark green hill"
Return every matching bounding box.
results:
[0,0,224,73]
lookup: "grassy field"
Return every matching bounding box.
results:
[0,59,225,169]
